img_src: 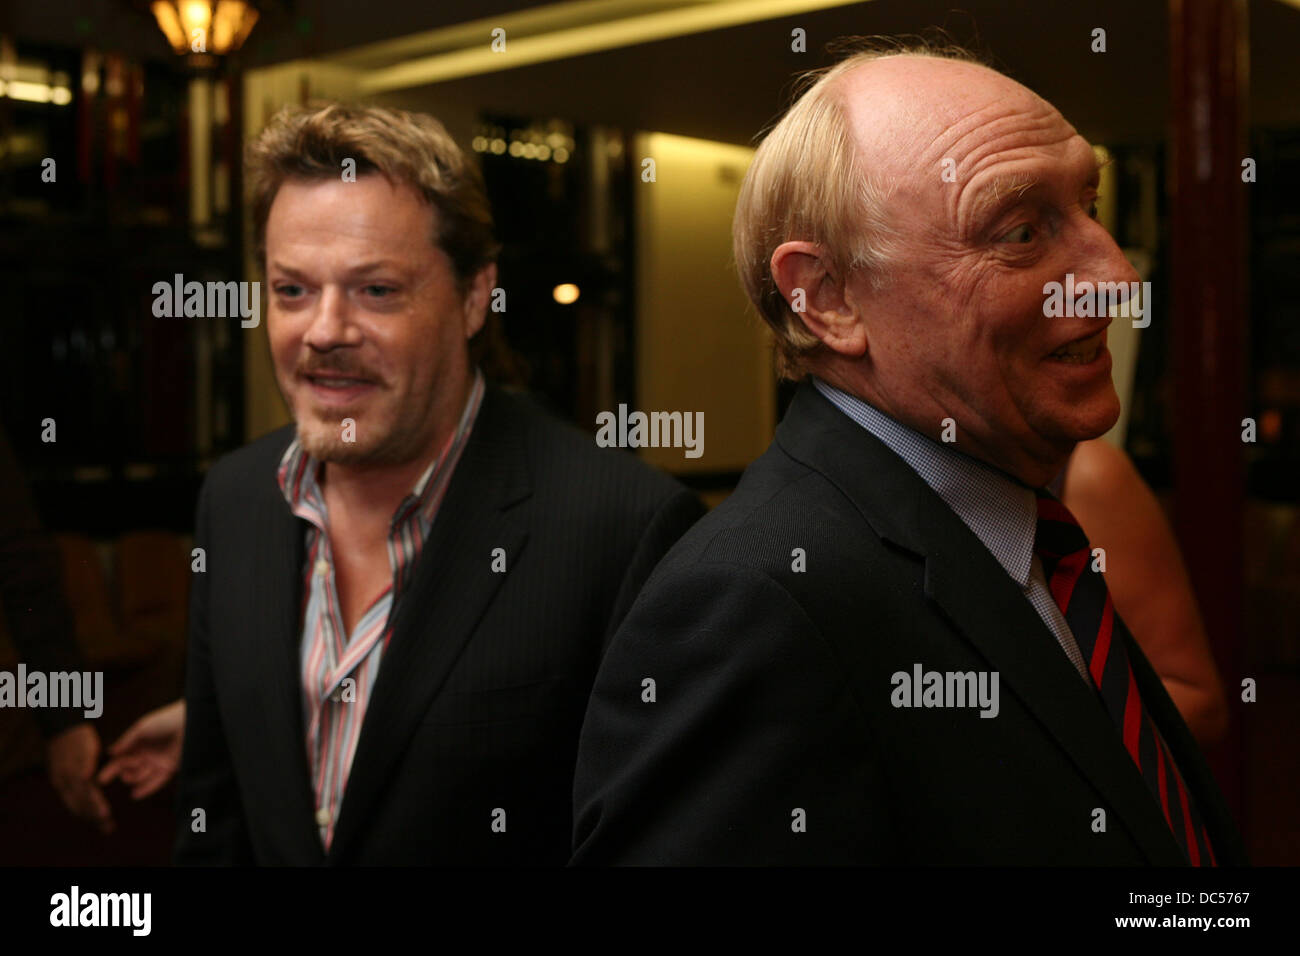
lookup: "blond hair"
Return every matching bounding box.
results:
[247,102,499,286]
[733,38,986,379]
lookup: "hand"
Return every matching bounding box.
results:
[47,723,114,834]
[97,700,185,800]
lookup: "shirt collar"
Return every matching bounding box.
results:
[811,376,1038,587]
[277,368,486,532]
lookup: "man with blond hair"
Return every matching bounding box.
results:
[174,103,702,865]
[572,42,1246,865]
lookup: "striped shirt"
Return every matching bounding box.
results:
[276,369,486,849]
[812,377,1092,683]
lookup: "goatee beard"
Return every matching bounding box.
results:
[296,420,413,467]
[299,422,368,464]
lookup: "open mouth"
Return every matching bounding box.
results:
[302,373,379,405]
[1048,330,1106,365]
[306,375,375,389]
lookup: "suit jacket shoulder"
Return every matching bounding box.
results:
[573,379,1246,866]
[492,386,697,529]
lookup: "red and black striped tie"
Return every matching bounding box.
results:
[1034,490,1215,866]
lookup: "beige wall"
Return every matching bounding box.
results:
[633,132,774,475]
[1095,147,1151,448]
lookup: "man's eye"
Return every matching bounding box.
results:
[363,285,397,298]
[996,224,1035,244]
[1087,198,1101,220]
[274,284,304,297]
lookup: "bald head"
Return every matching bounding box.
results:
[835,56,1059,181]
[756,47,1138,487]
[832,55,1089,246]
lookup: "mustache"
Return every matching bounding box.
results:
[297,358,380,381]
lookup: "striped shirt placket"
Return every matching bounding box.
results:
[276,370,486,850]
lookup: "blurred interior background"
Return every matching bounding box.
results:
[0,0,1296,865]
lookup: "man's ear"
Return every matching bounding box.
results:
[462,262,496,340]
[769,241,867,358]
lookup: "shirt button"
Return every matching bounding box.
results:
[315,807,331,827]
[315,559,330,576]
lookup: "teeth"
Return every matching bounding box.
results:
[313,377,370,388]
[1050,332,1102,364]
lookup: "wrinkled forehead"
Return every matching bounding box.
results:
[835,57,1074,182]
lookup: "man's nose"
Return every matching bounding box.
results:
[1077,221,1142,306]
[302,286,359,349]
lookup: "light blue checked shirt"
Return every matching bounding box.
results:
[812,377,1091,683]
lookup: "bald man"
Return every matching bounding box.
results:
[571,43,1247,865]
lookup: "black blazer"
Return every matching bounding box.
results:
[572,380,1248,865]
[174,385,703,865]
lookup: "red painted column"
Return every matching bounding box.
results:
[1167,0,1248,834]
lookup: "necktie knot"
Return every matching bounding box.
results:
[1034,489,1089,569]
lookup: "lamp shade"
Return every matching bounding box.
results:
[150,1,259,56]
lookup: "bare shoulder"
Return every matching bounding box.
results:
[1065,438,1146,509]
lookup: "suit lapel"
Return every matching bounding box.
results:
[922,551,1186,863]
[251,437,326,863]
[328,388,531,860]
[777,381,1189,864]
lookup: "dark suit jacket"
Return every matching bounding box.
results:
[572,380,1248,865]
[174,385,703,865]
